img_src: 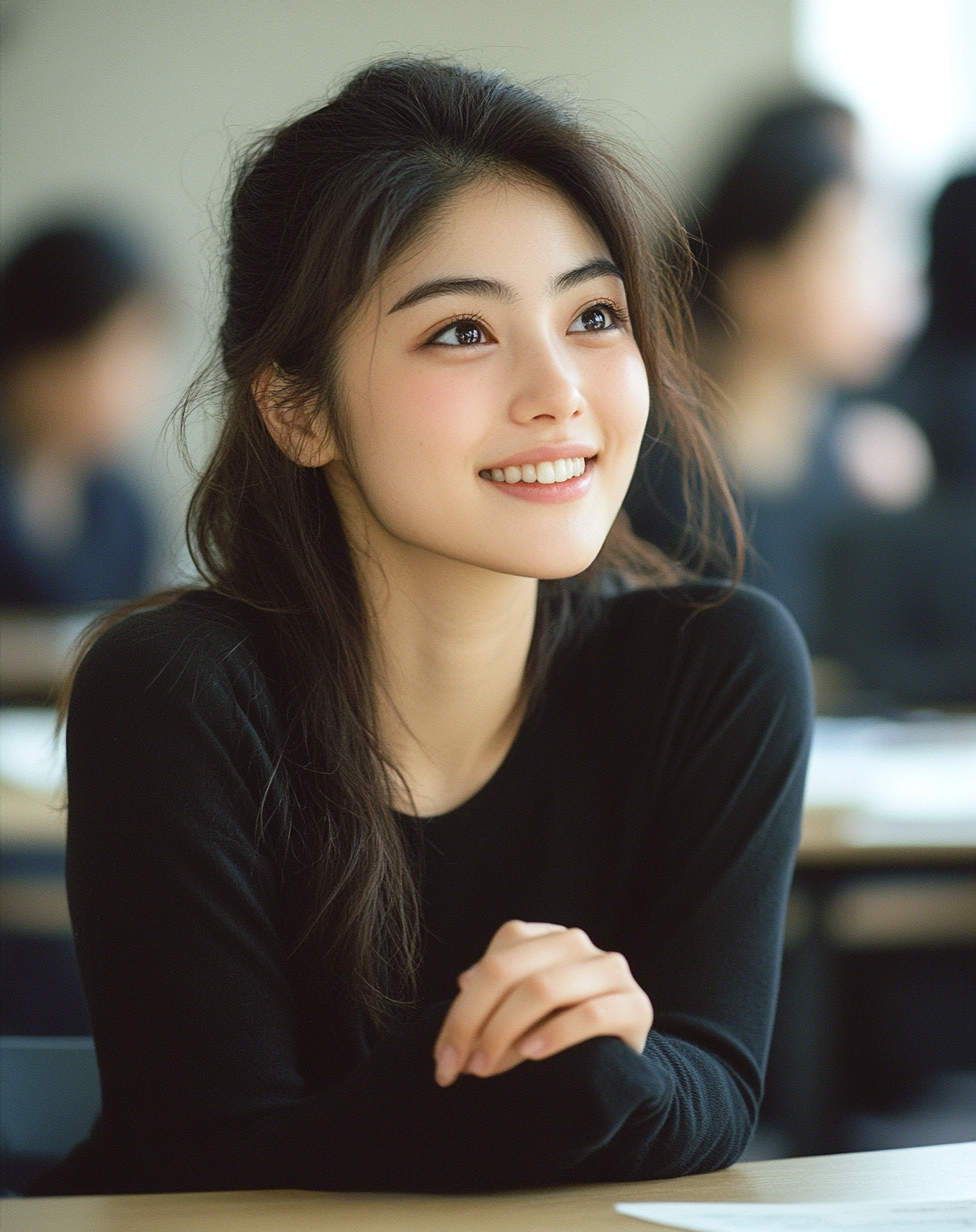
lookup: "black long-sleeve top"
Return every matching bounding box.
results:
[35,583,812,1196]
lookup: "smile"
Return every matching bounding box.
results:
[479,457,588,485]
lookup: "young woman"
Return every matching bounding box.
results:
[35,60,811,1197]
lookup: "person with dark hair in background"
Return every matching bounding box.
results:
[0,221,165,606]
[626,97,924,662]
[882,173,976,489]
[823,172,976,705]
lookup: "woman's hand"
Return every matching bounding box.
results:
[433,919,653,1087]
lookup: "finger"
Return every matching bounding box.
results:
[437,927,596,1064]
[434,927,598,1084]
[518,989,653,1062]
[438,927,598,1063]
[468,951,635,1076]
[456,921,565,990]
[484,920,567,956]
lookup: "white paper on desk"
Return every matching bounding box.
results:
[614,1198,976,1230]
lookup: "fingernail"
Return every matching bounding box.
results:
[521,1035,547,1058]
[435,1044,458,1085]
[468,1050,489,1076]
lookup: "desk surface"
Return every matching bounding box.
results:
[3,1143,974,1232]
[4,710,976,865]
[3,791,975,867]
[797,806,976,867]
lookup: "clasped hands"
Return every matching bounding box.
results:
[433,919,653,1087]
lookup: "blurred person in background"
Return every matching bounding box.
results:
[881,172,976,491]
[0,220,166,607]
[822,172,976,706]
[626,97,925,669]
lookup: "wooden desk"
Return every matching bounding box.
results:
[2,1143,973,1231]
[797,806,976,868]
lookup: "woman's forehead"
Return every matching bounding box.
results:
[374,176,610,306]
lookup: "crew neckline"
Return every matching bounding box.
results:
[393,693,543,826]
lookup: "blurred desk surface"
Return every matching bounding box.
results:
[798,715,976,867]
[2,1143,973,1231]
[0,783,66,848]
[797,806,976,867]
[4,792,976,867]
[3,711,976,867]
[0,610,97,705]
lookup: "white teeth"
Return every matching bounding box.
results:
[482,457,589,485]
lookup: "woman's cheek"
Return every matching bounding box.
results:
[594,350,649,466]
[387,367,491,460]
[353,371,489,531]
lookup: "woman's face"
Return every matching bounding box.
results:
[322,176,649,580]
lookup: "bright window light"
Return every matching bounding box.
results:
[797,0,976,195]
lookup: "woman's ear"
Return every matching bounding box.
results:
[252,365,338,468]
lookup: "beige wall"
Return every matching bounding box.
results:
[0,0,796,565]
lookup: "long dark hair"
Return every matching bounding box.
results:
[70,59,740,1027]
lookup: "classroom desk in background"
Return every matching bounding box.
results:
[2,1142,973,1232]
[3,797,975,939]
[769,797,976,1156]
[3,711,975,953]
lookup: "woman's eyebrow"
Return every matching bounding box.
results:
[553,258,625,293]
[387,277,516,314]
[386,258,624,315]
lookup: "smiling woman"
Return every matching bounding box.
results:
[34,60,812,1197]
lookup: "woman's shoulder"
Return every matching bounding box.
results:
[560,583,813,765]
[597,582,810,686]
[73,589,270,716]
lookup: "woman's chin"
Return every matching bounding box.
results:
[479,545,604,581]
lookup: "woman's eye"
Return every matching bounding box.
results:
[569,303,620,333]
[430,319,488,346]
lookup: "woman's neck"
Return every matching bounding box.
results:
[711,339,825,496]
[333,470,538,817]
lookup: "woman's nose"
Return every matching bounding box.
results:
[506,340,584,424]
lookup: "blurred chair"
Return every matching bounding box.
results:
[0,843,90,1040]
[0,1036,100,1193]
[833,874,976,1152]
[760,873,976,1158]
